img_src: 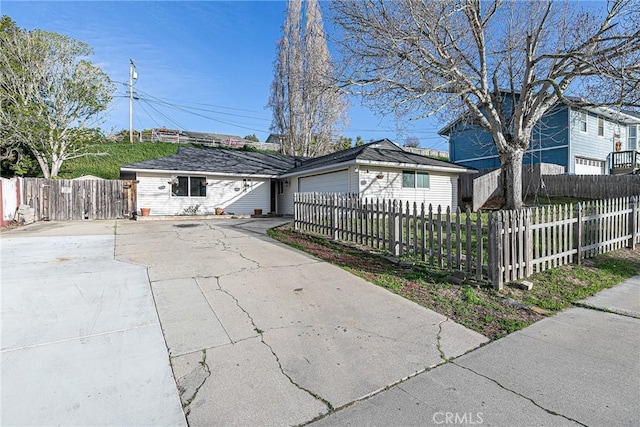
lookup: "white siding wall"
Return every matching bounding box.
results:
[568,109,627,174]
[136,172,270,215]
[358,167,459,210]
[348,166,360,193]
[277,178,298,215]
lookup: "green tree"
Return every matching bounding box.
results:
[355,136,365,146]
[244,133,260,142]
[333,135,352,150]
[0,17,114,178]
[0,16,37,176]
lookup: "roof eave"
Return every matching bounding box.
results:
[119,167,278,179]
[354,159,475,174]
[577,105,640,124]
[278,160,357,178]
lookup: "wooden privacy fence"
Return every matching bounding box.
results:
[21,178,137,221]
[540,175,640,199]
[294,193,640,289]
[459,163,566,211]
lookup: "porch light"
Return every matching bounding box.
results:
[284,179,289,187]
[376,173,384,179]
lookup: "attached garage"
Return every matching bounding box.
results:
[575,157,606,175]
[298,170,349,193]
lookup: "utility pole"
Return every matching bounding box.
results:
[129,59,137,143]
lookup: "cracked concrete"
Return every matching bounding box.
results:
[6,219,637,426]
[113,218,488,426]
[173,349,211,414]
[312,292,640,426]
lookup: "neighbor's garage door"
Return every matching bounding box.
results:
[575,157,605,175]
[299,170,349,193]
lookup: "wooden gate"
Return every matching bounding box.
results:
[21,178,137,221]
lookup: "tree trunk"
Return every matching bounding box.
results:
[51,158,63,178]
[501,150,524,210]
[32,149,51,179]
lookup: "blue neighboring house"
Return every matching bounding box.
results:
[439,101,640,175]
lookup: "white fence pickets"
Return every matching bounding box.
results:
[294,192,488,279]
[294,193,640,289]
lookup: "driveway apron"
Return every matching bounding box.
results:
[115,218,488,426]
[0,221,185,426]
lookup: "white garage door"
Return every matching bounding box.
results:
[299,170,349,193]
[575,157,605,175]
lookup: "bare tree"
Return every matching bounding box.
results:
[0,19,114,178]
[331,0,640,209]
[269,0,348,157]
[404,136,421,148]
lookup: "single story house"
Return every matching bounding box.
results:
[120,139,475,216]
[439,100,640,175]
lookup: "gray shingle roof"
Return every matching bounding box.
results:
[121,146,300,176]
[282,139,468,174]
[121,140,469,177]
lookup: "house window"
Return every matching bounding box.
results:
[597,116,604,137]
[629,125,637,150]
[172,176,206,197]
[579,111,588,132]
[402,171,430,188]
[277,181,285,195]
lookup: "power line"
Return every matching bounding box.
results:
[135,93,269,134]
[135,99,161,129]
[134,88,270,122]
[139,98,187,130]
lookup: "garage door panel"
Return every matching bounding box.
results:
[575,157,605,175]
[299,170,349,193]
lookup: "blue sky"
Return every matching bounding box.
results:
[2,0,447,150]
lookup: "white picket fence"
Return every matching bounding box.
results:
[294,193,640,289]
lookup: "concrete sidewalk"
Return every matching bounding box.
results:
[114,218,489,426]
[313,274,640,426]
[0,222,185,426]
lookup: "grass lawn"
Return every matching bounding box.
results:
[268,224,640,340]
[58,142,180,180]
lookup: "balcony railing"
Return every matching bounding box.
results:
[610,150,640,174]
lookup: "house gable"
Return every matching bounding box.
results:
[441,99,639,173]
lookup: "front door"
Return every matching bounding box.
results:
[270,180,277,213]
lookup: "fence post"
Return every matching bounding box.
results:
[629,196,638,250]
[575,203,583,265]
[332,194,339,241]
[389,200,400,257]
[488,211,504,290]
[294,193,299,231]
[524,209,533,278]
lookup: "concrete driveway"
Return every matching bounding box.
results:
[115,218,488,426]
[0,221,185,426]
[2,218,488,426]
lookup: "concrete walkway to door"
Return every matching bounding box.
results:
[115,218,489,426]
